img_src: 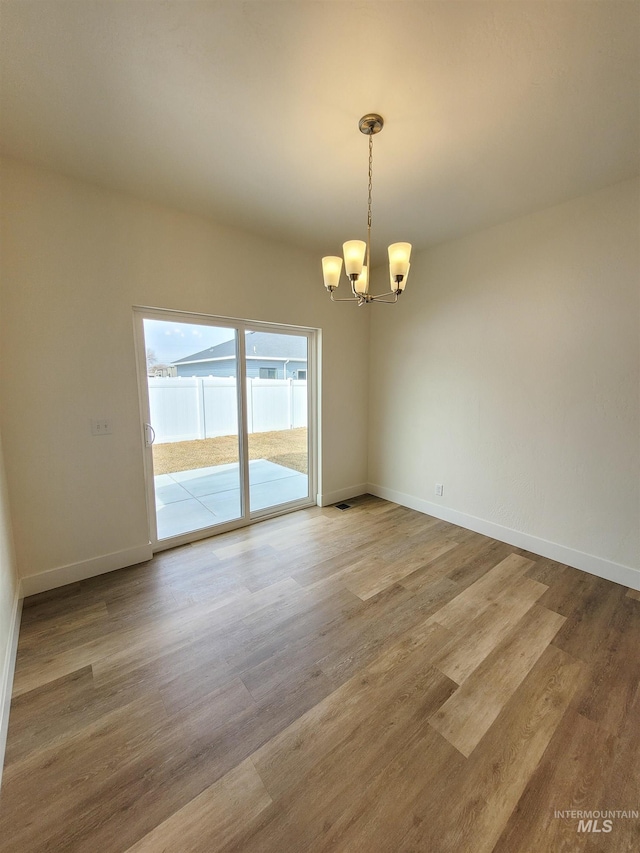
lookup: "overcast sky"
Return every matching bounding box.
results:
[143,319,235,365]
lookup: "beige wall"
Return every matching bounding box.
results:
[0,157,369,583]
[369,179,640,576]
[1,156,637,592]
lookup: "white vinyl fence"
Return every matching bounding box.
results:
[148,377,307,443]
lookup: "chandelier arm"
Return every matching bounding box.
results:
[330,291,362,303]
[366,291,400,303]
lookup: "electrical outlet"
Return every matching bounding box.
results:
[91,419,112,435]
[435,483,444,497]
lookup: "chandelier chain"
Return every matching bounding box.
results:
[367,131,373,230]
[365,127,374,286]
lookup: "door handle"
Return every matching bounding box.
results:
[144,423,156,447]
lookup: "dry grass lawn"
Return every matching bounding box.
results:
[152,427,308,476]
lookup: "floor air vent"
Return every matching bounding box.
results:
[335,503,352,510]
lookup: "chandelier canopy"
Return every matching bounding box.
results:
[322,114,411,306]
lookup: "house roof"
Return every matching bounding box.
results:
[173,332,307,365]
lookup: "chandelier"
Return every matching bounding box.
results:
[322,113,411,306]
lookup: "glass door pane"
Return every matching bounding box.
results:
[143,318,243,540]
[245,330,310,513]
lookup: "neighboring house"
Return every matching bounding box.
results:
[173,331,307,379]
[148,364,176,377]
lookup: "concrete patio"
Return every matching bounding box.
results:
[154,458,309,539]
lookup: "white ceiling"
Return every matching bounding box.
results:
[1,1,638,262]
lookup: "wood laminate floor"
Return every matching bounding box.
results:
[1,496,639,852]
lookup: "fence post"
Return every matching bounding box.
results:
[288,378,293,429]
[197,378,206,439]
[246,377,254,435]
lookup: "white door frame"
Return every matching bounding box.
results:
[133,306,318,552]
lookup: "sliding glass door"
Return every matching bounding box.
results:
[245,330,309,513]
[135,309,315,548]
[142,318,243,540]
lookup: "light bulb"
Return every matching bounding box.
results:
[354,265,369,295]
[343,240,366,276]
[322,256,343,290]
[388,242,412,278]
[390,262,410,292]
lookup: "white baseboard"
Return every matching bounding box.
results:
[317,483,368,508]
[367,483,640,591]
[20,543,154,598]
[0,591,22,790]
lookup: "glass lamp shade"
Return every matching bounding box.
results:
[354,265,369,295]
[390,262,410,292]
[322,256,343,289]
[343,240,366,276]
[388,242,412,278]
